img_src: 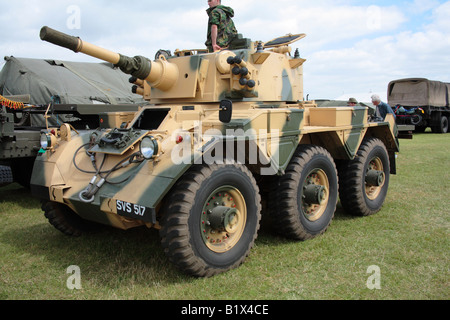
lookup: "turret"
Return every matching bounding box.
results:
[40,26,307,104]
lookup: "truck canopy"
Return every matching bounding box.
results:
[0,56,145,105]
[388,78,449,107]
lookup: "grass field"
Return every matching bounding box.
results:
[0,132,448,300]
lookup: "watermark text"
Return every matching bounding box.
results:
[66,265,82,290]
[66,5,81,30]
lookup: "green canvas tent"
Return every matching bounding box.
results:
[0,56,145,105]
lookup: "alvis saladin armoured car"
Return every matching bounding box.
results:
[32,27,399,277]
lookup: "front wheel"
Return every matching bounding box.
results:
[160,164,261,277]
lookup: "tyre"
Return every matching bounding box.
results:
[441,116,449,133]
[410,114,422,126]
[0,165,13,186]
[42,201,97,236]
[338,138,390,216]
[160,164,261,277]
[271,145,338,240]
[431,114,448,133]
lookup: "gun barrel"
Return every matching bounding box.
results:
[40,26,178,91]
[40,26,121,64]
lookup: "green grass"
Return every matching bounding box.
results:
[0,132,448,300]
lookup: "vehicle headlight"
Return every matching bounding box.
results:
[140,136,159,159]
[40,132,58,150]
[40,133,52,150]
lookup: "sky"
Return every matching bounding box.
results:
[1,0,449,102]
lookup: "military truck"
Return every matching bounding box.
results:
[389,78,450,133]
[0,56,145,186]
[31,26,399,277]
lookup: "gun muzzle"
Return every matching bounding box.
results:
[40,26,80,52]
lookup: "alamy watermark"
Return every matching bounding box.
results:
[366,5,382,31]
[170,121,281,176]
[366,265,381,290]
[64,264,381,290]
[66,5,81,30]
[66,265,82,290]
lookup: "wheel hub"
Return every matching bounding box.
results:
[365,157,385,200]
[301,169,330,222]
[365,169,385,187]
[200,186,247,253]
[209,206,239,233]
[303,184,326,205]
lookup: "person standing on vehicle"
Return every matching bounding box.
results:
[205,0,238,52]
[371,94,396,120]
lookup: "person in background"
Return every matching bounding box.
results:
[371,94,396,119]
[347,97,358,106]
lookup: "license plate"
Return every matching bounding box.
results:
[116,200,151,221]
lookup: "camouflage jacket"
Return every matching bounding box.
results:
[205,5,238,49]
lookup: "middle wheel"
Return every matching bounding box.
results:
[271,145,338,240]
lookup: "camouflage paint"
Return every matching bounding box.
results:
[33,28,399,232]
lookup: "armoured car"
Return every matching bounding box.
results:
[31,27,399,277]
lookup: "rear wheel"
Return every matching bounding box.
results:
[441,116,449,133]
[338,138,390,216]
[431,113,449,133]
[160,164,261,277]
[271,145,338,240]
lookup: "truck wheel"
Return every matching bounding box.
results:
[0,165,14,186]
[431,114,448,133]
[271,145,338,240]
[339,138,390,216]
[160,164,261,277]
[42,201,95,237]
[440,116,448,133]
